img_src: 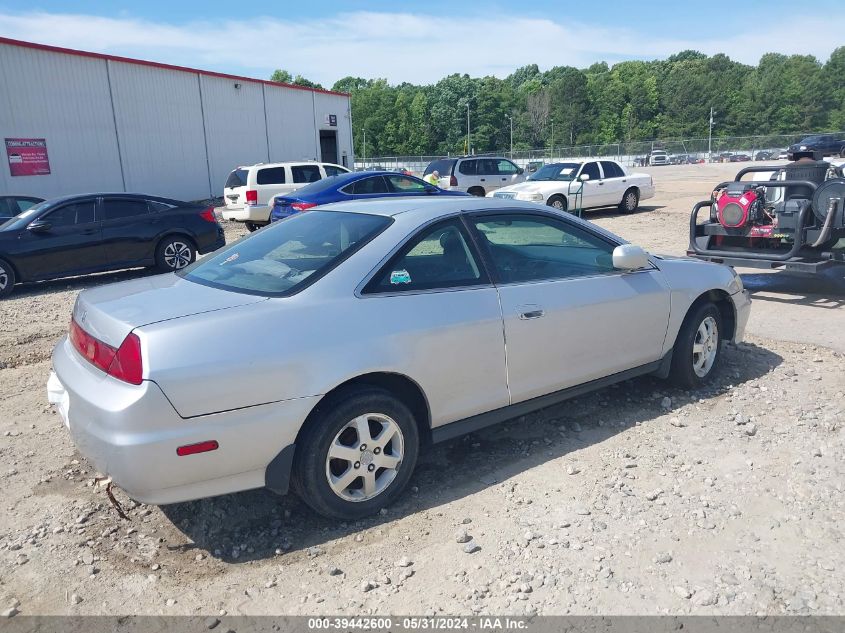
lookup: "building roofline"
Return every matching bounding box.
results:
[0,36,349,98]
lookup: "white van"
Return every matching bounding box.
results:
[222,161,349,230]
[422,156,526,196]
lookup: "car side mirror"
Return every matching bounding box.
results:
[579,173,590,181]
[27,219,51,233]
[612,244,649,271]
[517,167,524,175]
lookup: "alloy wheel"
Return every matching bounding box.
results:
[625,191,638,211]
[163,241,192,269]
[692,316,719,378]
[0,264,7,291]
[325,413,404,502]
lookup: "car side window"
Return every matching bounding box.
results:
[386,175,427,193]
[102,198,150,221]
[292,165,322,183]
[496,160,518,175]
[470,214,617,284]
[351,177,389,195]
[45,201,96,227]
[364,220,485,293]
[15,199,40,214]
[257,167,285,185]
[580,162,601,181]
[324,165,347,177]
[600,161,624,178]
[476,159,498,175]
[458,160,477,175]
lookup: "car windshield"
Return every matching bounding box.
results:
[181,210,391,296]
[0,200,51,231]
[528,163,580,181]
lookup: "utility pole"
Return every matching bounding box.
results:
[362,128,366,166]
[506,114,513,159]
[550,118,555,160]
[708,107,715,161]
[466,101,471,155]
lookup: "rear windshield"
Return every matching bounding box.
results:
[424,159,456,177]
[181,210,391,296]
[225,169,249,189]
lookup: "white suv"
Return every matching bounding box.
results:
[222,162,349,231]
[423,156,526,196]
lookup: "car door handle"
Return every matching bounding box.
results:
[518,306,545,320]
[480,178,486,182]
[598,182,604,186]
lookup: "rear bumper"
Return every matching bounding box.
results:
[48,336,319,505]
[639,185,656,200]
[221,205,270,223]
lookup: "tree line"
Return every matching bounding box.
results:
[272,47,845,157]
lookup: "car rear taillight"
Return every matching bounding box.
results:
[449,175,458,187]
[69,318,143,385]
[199,207,217,223]
[291,202,318,212]
[245,190,258,206]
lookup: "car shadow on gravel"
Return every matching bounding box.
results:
[10,267,158,299]
[740,268,845,308]
[160,341,782,565]
[575,204,664,221]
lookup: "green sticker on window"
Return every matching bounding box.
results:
[390,269,412,284]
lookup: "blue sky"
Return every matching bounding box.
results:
[1,1,843,87]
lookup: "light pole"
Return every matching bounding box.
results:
[550,118,555,160]
[466,101,471,155]
[506,114,513,159]
[708,107,715,161]
[362,128,366,166]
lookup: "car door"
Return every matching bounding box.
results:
[16,198,103,280]
[575,161,606,207]
[599,161,626,206]
[360,218,509,427]
[254,166,288,206]
[100,197,160,267]
[467,211,670,404]
[494,159,524,191]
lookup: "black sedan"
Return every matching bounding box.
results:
[0,195,44,222]
[0,194,225,298]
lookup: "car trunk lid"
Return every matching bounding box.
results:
[72,274,267,349]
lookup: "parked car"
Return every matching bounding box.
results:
[649,150,669,166]
[269,171,469,222]
[777,149,789,160]
[48,197,750,518]
[754,150,778,161]
[0,194,225,298]
[0,195,44,222]
[728,153,751,162]
[787,134,845,159]
[489,160,655,214]
[423,156,526,196]
[222,161,350,232]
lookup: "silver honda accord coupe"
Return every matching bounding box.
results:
[48,197,750,519]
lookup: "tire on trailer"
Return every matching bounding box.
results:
[667,302,723,389]
[292,387,420,520]
[155,235,196,273]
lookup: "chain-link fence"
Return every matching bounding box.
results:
[356,132,845,174]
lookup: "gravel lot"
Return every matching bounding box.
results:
[0,163,843,617]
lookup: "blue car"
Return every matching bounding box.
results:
[269,171,468,222]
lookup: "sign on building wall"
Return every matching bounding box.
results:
[324,114,337,127]
[5,138,51,176]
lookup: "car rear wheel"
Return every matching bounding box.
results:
[840,145,845,158]
[155,236,196,272]
[0,258,16,299]
[245,222,260,232]
[293,387,419,520]
[467,187,485,197]
[547,195,567,212]
[619,188,639,214]
[668,302,723,388]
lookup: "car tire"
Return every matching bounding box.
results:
[619,188,639,214]
[155,236,196,273]
[293,387,420,520]
[667,302,723,389]
[547,195,567,212]
[0,258,16,299]
[467,187,485,197]
[840,145,845,159]
[245,222,260,232]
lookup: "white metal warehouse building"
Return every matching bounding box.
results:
[0,37,353,202]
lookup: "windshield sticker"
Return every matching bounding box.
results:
[390,269,412,285]
[220,252,240,265]
[559,168,574,175]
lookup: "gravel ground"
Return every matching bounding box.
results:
[0,163,843,617]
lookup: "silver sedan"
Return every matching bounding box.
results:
[48,197,750,519]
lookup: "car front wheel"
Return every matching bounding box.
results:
[668,302,723,388]
[293,387,419,520]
